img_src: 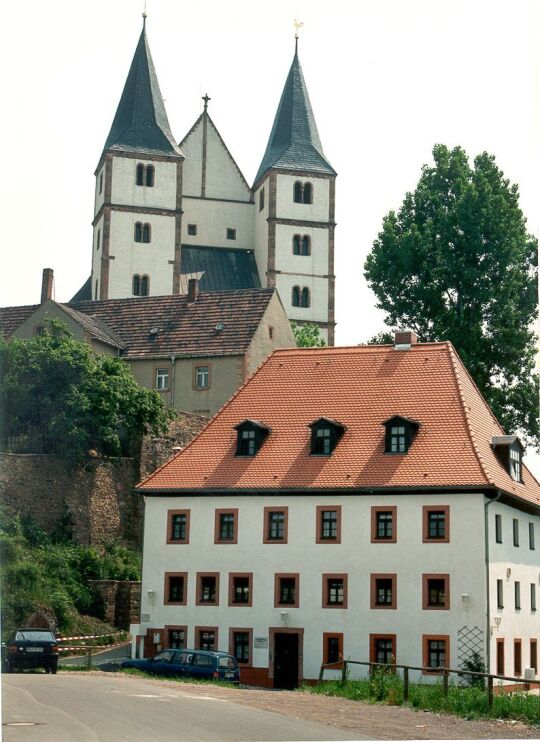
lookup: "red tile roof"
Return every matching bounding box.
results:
[139,342,540,509]
[0,304,38,339]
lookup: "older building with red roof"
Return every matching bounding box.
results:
[133,332,539,687]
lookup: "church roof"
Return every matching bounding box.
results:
[254,45,336,186]
[103,26,182,158]
[180,246,261,293]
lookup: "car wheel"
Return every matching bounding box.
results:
[51,666,58,675]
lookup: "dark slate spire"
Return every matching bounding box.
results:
[254,45,335,185]
[103,26,182,157]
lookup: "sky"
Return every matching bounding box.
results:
[2,0,539,470]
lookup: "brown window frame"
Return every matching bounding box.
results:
[369,634,396,667]
[514,638,522,676]
[316,506,342,543]
[229,628,253,666]
[228,573,253,607]
[422,574,450,610]
[422,634,450,675]
[196,572,220,606]
[163,572,187,606]
[322,574,348,609]
[496,638,505,676]
[166,509,190,544]
[214,508,238,544]
[371,506,397,543]
[323,632,343,668]
[423,505,450,543]
[165,624,187,650]
[274,573,299,608]
[370,573,397,609]
[530,639,538,673]
[195,626,218,651]
[263,507,288,544]
[192,363,211,391]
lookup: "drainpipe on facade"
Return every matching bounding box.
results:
[484,490,502,674]
[170,356,176,408]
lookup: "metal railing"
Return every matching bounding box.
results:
[318,659,537,708]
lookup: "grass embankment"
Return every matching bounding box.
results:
[305,675,540,725]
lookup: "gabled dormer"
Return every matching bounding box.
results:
[491,435,524,483]
[235,419,270,456]
[308,417,345,456]
[383,415,420,454]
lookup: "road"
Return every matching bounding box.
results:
[58,643,130,668]
[2,673,367,741]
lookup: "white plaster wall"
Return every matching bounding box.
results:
[204,121,251,202]
[275,224,328,276]
[111,158,177,209]
[275,274,328,324]
[181,119,203,197]
[107,211,175,298]
[181,197,254,250]
[94,165,105,215]
[140,492,490,681]
[91,215,105,299]
[488,500,540,676]
[275,174,330,222]
[253,179,269,287]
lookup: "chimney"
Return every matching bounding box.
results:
[41,268,54,304]
[187,278,199,303]
[394,330,418,350]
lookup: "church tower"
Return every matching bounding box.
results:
[91,21,184,301]
[253,39,336,344]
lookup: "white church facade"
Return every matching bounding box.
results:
[82,25,337,343]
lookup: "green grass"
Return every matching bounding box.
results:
[303,677,540,726]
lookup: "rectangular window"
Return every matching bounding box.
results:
[531,639,538,673]
[370,634,396,666]
[323,574,348,608]
[164,572,187,605]
[229,573,252,606]
[370,574,397,609]
[259,188,265,211]
[514,639,522,676]
[196,573,219,606]
[423,635,449,673]
[231,630,251,664]
[187,224,197,236]
[274,574,299,608]
[323,633,343,666]
[529,522,536,550]
[316,506,341,543]
[531,583,537,612]
[497,579,504,609]
[513,518,519,547]
[226,228,236,240]
[496,639,505,676]
[264,507,288,543]
[214,509,238,544]
[194,365,210,389]
[423,506,449,542]
[495,514,502,543]
[196,627,217,651]
[371,506,397,543]
[155,368,169,391]
[390,425,406,453]
[167,627,186,649]
[422,574,450,610]
[514,581,521,610]
[96,228,101,251]
[167,509,190,544]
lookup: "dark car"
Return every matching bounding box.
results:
[3,629,59,674]
[121,649,240,682]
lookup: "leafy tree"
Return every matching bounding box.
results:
[0,320,175,458]
[292,322,326,348]
[365,144,538,446]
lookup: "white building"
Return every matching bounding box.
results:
[133,332,540,688]
[76,24,337,343]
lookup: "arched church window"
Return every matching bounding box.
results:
[133,275,141,295]
[293,181,303,203]
[292,235,301,255]
[303,182,313,204]
[136,163,145,186]
[142,223,151,243]
[140,275,149,296]
[292,285,301,306]
[301,235,311,256]
[95,279,99,300]
[146,165,155,187]
[300,287,310,307]
[134,222,143,242]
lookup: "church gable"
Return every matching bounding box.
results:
[180,117,204,196]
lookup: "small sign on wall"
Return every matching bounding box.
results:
[254,636,268,648]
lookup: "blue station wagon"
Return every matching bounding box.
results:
[121,649,240,682]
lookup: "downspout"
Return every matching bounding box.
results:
[170,356,176,408]
[484,490,502,674]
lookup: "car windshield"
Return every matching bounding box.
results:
[14,630,55,642]
[218,656,236,669]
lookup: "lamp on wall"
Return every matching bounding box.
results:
[280,611,288,625]
[490,615,502,635]
[461,593,470,605]
[147,589,155,604]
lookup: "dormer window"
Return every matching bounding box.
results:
[235,420,270,457]
[309,418,345,456]
[491,436,524,483]
[383,416,420,454]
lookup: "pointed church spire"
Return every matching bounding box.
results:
[103,25,182,157]
[253,43,335,186]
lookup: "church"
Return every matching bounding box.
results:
[76,20,337,344]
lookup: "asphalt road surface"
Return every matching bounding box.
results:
[58,642,130,668]
[3,673,370,741]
